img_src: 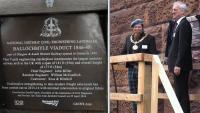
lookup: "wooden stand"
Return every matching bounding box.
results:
[110,53,185,113]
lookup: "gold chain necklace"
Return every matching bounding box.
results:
[130,34,148,50]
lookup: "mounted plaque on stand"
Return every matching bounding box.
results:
[0,0,107,112]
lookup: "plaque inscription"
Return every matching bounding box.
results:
[0,14,107,110]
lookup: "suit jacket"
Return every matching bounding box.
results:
[167,17,193,72]
[121,33,158,67]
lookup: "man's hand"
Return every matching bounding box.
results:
[174,66,181,76]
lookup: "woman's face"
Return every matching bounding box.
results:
[132,24,143,34]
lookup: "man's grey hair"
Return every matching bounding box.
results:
[173,1,188,12]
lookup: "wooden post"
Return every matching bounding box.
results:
[143,64,152,113]
[151,60,159,113]
[137,62,145,113]
[137,62,152,113]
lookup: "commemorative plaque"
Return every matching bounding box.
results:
[0,14,107,110]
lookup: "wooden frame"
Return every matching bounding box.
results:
[110,53,184,113]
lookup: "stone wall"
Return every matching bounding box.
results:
[110,0,200,113]
[110,0,199,55]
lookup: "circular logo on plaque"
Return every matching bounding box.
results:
[40,17,62,38]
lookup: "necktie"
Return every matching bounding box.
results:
[173,21,177,38]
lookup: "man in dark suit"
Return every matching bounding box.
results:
[167,1,192,113]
